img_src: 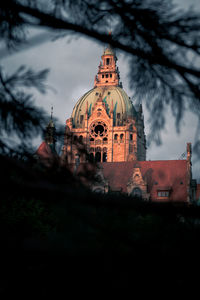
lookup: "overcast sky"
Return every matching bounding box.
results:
[1,0,200,182]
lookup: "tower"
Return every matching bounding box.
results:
[44,106,56,152]
[62,45,146,164]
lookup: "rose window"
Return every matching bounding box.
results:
[90,121,108,137]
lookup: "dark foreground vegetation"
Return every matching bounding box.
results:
[1,0,200,296]
[1,155,200,296]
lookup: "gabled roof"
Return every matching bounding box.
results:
[36,141,56,160]
[101,160,188,202]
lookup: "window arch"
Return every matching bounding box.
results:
[103,137,108,144]
[95,152,101,162]
[106,58,110,65]
[103,147,107,162]
[90,137,94,144]
[131,187,142,198]
[79,135,83,143]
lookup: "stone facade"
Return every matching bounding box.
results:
[36,44,198,204]
[62,45,146,164]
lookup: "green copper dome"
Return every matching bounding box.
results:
[71,86,137,128]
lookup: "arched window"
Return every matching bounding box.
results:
[95,152,101,162]
[106,58,110,65]
[73,135,77,142]
[131,187,142,198]
[79,135,83,143]
[114,134,118,140]
[120,134,124,142]
[130,134,133,141]
[103,137,108,144]
[103,147,107,162]
[90,137,94,144]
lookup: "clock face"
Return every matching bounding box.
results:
[90,121,108,137]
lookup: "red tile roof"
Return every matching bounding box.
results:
[36,141,54,159]
[101,160,188,203]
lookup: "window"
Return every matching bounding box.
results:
[157,191,170,197]
[80,115,83,123]
[131,187,142,198]
[130,134,133,141]
[106,58,110,65]
[108,91,110,95]
[110,74,112,78]
[95,92,99,95]
[103,148,107,162]
[103,137,108,144]
[114,134,118,140]
[90,137,94,144]
[120,134,124,142]
[79,135,83,143]
[102,75,104,78]
[95,151,101,162]
[106,74,108,78]
[117,113,120,119]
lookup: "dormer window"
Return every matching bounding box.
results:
[157,191,170,197]
[157,186,171,199]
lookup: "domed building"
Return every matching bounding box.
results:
[62,45,146,164]
[37,44,199,203]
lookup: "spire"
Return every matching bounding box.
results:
[51,105,53,120]
[94,33,120,88]
[44,106,56,151]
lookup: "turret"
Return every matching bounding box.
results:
[94,42,120,87]
[44,106,56,152]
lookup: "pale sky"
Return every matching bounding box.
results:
[1,0,200,182]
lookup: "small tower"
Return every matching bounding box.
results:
[44,106,56,152]
[94,42,120,87]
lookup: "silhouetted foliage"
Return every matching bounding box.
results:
[0,65,49,153]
